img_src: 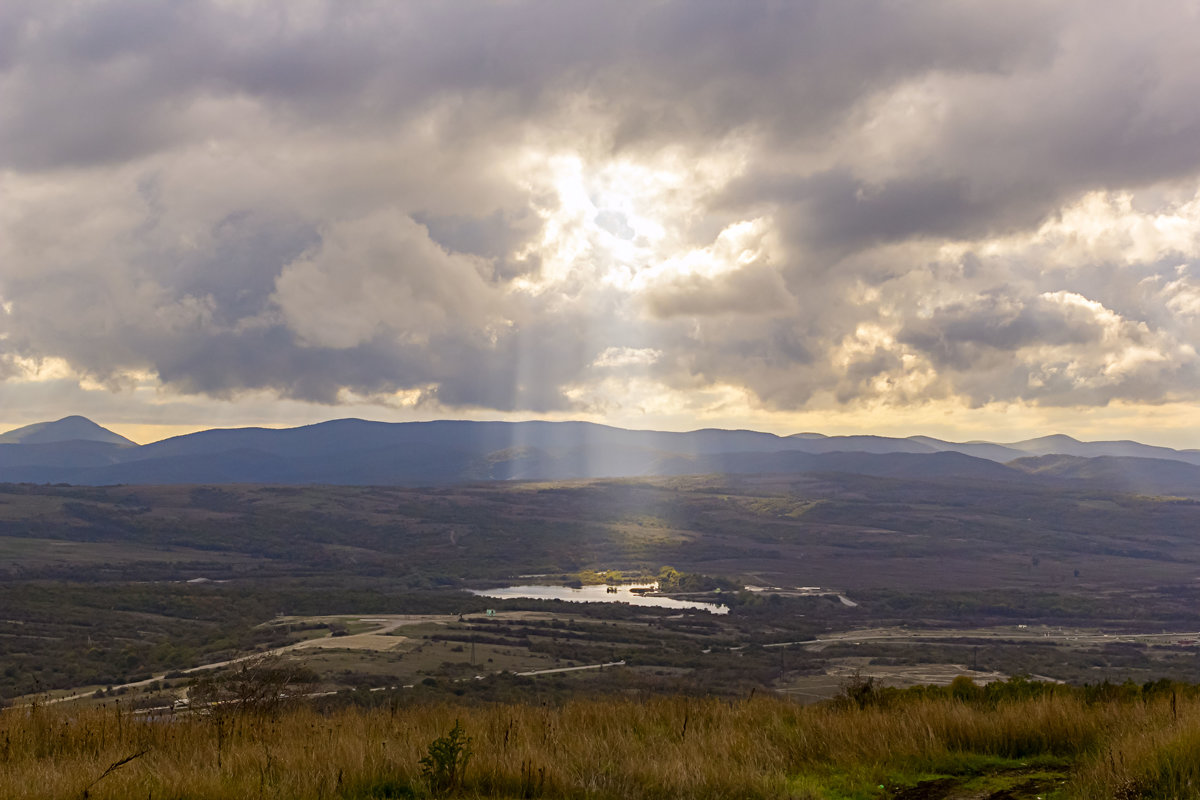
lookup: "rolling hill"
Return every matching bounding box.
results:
[2,416,1200,493]
[0,415,135,446]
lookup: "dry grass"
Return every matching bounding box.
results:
[1068,697,1200,799]
[3,691,1198,799]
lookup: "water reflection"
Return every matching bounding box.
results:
[470,583,728,614]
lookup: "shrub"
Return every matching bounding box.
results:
[420,720,472,796]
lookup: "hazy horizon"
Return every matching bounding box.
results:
[2,412,1196,451]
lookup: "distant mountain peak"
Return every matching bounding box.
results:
[1021,434,1084,445]
[0,416,136,446]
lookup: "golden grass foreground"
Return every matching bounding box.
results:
[4,688,1200,799]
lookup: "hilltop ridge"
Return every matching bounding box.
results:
[2,415,1200,492]
[0,415,135,446]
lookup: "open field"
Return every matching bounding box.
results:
[20,605,1200,718]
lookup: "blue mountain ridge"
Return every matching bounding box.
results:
[2,416,1200,493]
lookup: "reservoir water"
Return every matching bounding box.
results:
[470,583,729,614]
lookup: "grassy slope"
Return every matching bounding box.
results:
[4,686,1200,799]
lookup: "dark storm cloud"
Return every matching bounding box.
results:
[642,262,793,319]
[162,211,320,324]
[152,323,579,412]
[899,294,1111,372]
[0,0,1062,170]
[717,7,1200,258]
[725,169,1061,258]
[4,0,1200,417]
[414,210,543,281]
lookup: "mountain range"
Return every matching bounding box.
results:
[3,415,1200,495]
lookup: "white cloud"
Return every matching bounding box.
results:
[592,347,661,368]
[273,213,502,350]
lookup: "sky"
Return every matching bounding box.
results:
[5,1,1200,447]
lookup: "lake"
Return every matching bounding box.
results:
[470,583,729,614]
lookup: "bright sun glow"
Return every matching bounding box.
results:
[508,142,754,296]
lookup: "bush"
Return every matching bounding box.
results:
[420,720,472,796]
[187,655,317,715]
